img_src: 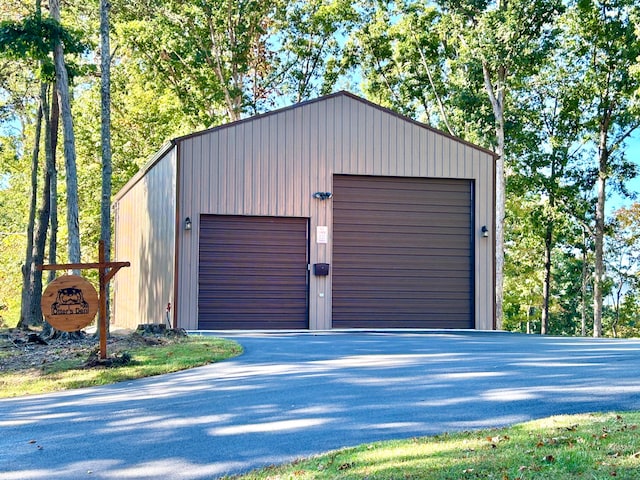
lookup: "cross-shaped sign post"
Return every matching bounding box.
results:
[39,240,130,359]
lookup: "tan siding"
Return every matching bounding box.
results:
[177,138,199,326]
[167,92,495,330]
[113,148,177,329]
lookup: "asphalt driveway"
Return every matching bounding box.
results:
[1,331,639,480]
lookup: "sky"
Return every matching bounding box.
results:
[609,131,640,212]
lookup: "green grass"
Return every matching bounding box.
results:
[0,336,242,397]
[223,412,640,480]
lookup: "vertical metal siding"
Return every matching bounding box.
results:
[169,93,494,330]
[113,148,177,328]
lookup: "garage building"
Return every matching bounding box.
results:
[112,91,496,331]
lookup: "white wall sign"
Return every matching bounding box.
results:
[317,226,328,244]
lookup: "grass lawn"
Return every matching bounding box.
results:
[0,332,243,397]
[223,412,640,479]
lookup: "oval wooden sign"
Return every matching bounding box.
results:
[41,275,99,332]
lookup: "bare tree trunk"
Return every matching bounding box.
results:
[541,176,556,335]
[541,223,552,335]
[581,233,588,337]
[482,62,506,330]
[42,86,60,339]
[593,128,608,338]
[100,0,113,335]
[48,84,59,284]
[30,83,55,332]
[17,88,43,330]
[50,0,81,266]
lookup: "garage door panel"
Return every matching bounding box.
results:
[199,281,307,293]
[333,246,471,269]
[199,262,306,275]
[200,237,305,249]
[334,316,472,329]
[332,175,473,329]
[335,281,471,294]
[336,305,471,316]
[337,179,469,195]
[331,235,471,250]
[198,215,309,330]
[336,199,472,213]
[333,225,471,237]
[334,211,470,227]
[199,302,307,313]
[333,273,472,285]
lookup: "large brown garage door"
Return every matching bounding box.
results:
[198,215,309,329]
[332,175,474,329]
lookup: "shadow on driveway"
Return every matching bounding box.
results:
[1,331,639,479]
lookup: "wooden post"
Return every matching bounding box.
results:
[39,240,129,359]
[99,241,107,359]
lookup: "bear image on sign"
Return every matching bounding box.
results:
[41,275,99,332]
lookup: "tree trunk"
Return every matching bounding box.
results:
[41,82,60,339]
[48,83,59,284]
[100,0,113,336]
[541,170,557,335]
[17,87,43,329]
[482,62,506,330]
[30,82,55,332]
[541,221,553,335]
[50,0,81,266]
[581,235,588,337]
[593,127,608,338]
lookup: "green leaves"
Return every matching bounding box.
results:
[0,13,88,60]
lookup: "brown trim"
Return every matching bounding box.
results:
[492,154,498,330]
[172,143,181,329]
[471,180,477,329]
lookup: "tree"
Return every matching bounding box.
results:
[508,40,587,334]
[274,0,357,103]
[503,196,545,333]
[117,0,281,127]
[562,0,640,337]
[439,0,563,329]
[1,5,50,329]
[605,204,640,337]
[1,1,87,328]
[50,0,81,267]
[345,1,453,125]
[33,80,58,336]
[99,0,112,334]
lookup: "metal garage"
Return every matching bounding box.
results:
[198,215,309,329]
[112,91,496,331]
[332,175,474,329]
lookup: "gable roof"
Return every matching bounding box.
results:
[114,91,496,203]
[172,90,496,157]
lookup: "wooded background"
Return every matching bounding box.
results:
[1,0,639,337]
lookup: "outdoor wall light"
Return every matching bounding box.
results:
[313,192,333,200]
[481,225,489,238]
[184,217,192,231]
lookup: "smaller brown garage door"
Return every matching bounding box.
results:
[332,175,474,329]
[198,215,309,329]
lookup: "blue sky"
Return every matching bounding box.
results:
[609,131,640,212]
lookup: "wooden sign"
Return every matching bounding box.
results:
[41,275,99,332]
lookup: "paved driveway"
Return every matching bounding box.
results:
[1,331,639,480]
